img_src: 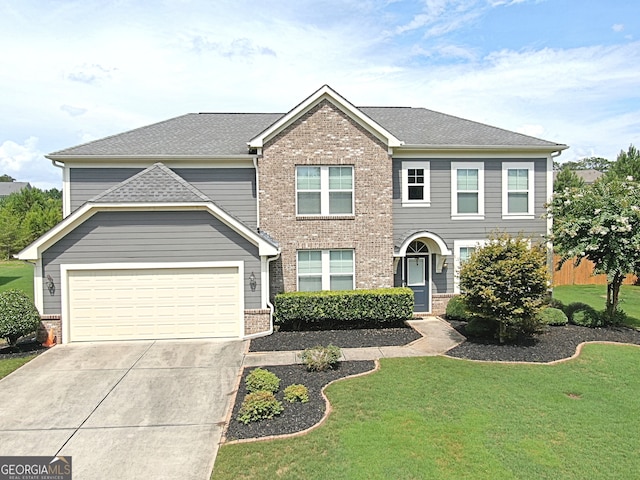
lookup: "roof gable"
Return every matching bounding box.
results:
[91,163,211,203]
[248,85,403,149]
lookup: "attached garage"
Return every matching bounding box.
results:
[62,263,243,342]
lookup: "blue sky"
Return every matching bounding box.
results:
[1,0,639,188]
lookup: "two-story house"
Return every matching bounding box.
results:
[18,85,567,343]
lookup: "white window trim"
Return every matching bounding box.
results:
[401,160,430,207]
[297,249,355,291]
[295,166,354,216]
[502,161,535,219]
[453,239,488,294]
[451,162,485,220]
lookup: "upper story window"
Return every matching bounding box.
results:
[296,166,353,216]
[502,162,535,219]
[451,162,484,219]
[297,249,354,291]
[401,161,430,207]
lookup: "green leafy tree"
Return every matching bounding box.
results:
[459,233,550,343]
[548,177,640,319]
[554,166,585,193]
[606,144,640,182]
[0,174,16,182]
[555,157,611,172]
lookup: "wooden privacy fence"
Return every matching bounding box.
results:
[553,255,638,286]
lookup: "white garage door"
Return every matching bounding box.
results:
[66,267,241,342]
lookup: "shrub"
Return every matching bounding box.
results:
[572,307,601,327]
[284,384,309,403]
[236,391,284,424]
[545,297,565,311]
[565,302,593,324]
[274,288,414,329]
[0,289,41,346]
[464,318,497,338]
[301,345,341,372]
[245,368,280,393]
[460,233,549,343]
[539,307,568,326]
[445,295,471,321]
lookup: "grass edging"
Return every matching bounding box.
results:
[222,360,380,445]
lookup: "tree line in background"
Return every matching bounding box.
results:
[549,144,640,321]
[0,178,62,259]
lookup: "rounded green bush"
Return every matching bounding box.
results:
[565,302,595,325]
[571,306,600,327]
[539,307,568,326]
[464,318,497,338]
[284,384,309,403]
[0,289,41,346]
[301,345,341,372]
[236,390,284,424]
[445,295,471,321]
[245,368,280,393]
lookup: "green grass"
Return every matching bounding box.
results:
[0,355,36,379]
[213,344,640,479]
[554,284,640,328]
[0,260,34,300]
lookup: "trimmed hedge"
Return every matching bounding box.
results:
[539,307,568,326]
[0,289,41,346]
[274,288,414,328]
[445,295,472,321]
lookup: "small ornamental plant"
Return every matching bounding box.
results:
[245,368,280,393]
[284,384,309,403]
[301,345,341,372]
[0,289,41,347]
[236,391,284,424]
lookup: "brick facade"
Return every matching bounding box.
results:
[431,294,457,315]
[37,314,62,344]
[244,309,271,336]
[259,100,394,298]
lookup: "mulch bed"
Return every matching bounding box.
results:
[446,321,640,363]
[0,339,47,359]
[249,325,421,351]
[229,321,640,441]
[225,361,375,441]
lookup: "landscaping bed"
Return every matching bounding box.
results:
[0,339,47,359]
[446,321,640,363]
[225,360,375,441]
[249,324,421,351]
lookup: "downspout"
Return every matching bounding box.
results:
[50,159,68,217]
[265,253,280,336]
[547,150,563,291]
[253,155,260,230]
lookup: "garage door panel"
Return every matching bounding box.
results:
[67,267,242,342]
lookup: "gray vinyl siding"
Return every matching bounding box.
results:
[41,210,262,314]
[393,158,548,292]
[69,167,257,228]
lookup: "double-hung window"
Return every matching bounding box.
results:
[453,239,487,293]
[502,162,534,219]
[297,249,354,291]
[401,161,430,206]
[451,162,484,219]
[296,166,353,216]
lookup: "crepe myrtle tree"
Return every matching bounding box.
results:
[548,177,640,320]
[459,233,550,343]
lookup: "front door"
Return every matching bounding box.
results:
[406,255,430,312]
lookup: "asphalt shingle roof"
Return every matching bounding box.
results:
[50,105,564,157]
[90,163,211,203]
[0,182,31,197]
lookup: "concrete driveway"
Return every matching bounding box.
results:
[0,339,246,479]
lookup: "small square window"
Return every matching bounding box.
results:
[401,161,430,206]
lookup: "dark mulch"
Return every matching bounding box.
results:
[225,361,375,441]
[446,320,640,363]
[249,325,421,352]
[0,339,47,359]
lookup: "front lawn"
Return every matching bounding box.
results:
[553,284,640,328]
[0,260,34,300]
[0,355,36,380]
[213,344,640,479]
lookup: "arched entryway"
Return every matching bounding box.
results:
[397,231,452,313]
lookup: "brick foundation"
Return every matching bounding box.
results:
[431,294,457,315]
[38,314,62,344]
[244,309,271,336]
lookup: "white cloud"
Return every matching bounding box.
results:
[60,105,88,117]
[0,137,60,188]
[612,23,624,32]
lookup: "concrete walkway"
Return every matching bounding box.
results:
[243,316,465,367]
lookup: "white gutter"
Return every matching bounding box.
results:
[46,154,256,161]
